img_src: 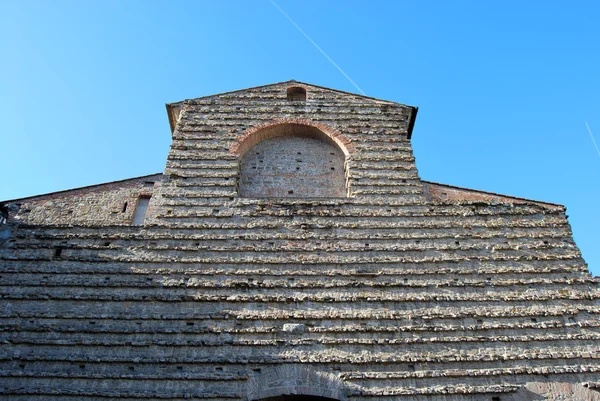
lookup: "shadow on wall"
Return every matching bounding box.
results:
[246,365,347,401]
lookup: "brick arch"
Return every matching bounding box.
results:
[229,118,354,158]
[246,366,347,401]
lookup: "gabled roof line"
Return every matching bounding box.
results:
[166,80,308,134]
[422,180,564,208]
[165,79,296,109]
[165,80,419,137]
[166,79,413,108]
[2,173,164,204]
[287,80,413,107]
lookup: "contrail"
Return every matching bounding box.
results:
[585,121,600,157]
[270,0,367,96]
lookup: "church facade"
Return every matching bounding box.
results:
[1,81,599,400]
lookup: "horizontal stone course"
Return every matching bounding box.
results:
[1,81,598,400]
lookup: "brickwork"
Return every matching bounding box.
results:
[230,118,355,157]
[0,81,598,400]
[153,81,418,215]
[423,181,562,208]
[6,174,162,226]
[239,136,346,198]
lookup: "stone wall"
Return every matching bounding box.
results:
[5,174,162,226]
[0,81,598,400]
[422,181,562,208]
[151,81,421,224]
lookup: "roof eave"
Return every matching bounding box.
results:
[1,173,164,204]
[166,102,184,135]
[407,106,418,140]
[422,180,565,209]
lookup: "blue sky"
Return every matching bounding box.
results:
[1,1,599,274]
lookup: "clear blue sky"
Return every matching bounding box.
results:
[1,1,599,274]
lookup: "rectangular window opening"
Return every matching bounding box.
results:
[132,196,151,225]
[54,247,63,258]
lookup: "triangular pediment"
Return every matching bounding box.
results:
[166,80,418,136]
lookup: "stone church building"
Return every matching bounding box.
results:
[1,81,599,400]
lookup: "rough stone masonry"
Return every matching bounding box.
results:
[1,81,599,400]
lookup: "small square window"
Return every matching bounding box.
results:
[287,86,307,101]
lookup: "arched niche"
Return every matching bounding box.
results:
[246,366,347,401]
[233,122,350,198]
[259,396,339,401]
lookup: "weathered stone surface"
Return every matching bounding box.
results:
[240,136,346,198]
[7,174,162,226]
[0,81,598,400]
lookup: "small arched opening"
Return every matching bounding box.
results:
[233,122,351,198]
[287,86,307,101]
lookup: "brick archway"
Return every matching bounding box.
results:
[232,119,352,198]
[229,118,354,158]
[246,366,347,401]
